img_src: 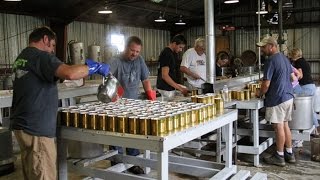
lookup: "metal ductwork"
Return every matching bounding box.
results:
[204,0,215,84]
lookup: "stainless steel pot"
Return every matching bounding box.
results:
[97,74,123,103]
[289,95,314,130]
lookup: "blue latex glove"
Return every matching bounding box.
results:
[85,59,110,76]
[97,63,110,77]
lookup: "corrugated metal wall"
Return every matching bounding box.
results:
[67,21,170,75]
[0,13,47,69]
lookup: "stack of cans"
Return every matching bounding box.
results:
[58,99,219,137]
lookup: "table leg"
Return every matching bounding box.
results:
[157,151,169,180]
[216,128,222,163]
[144,150,151,174]
[251,109,260,166]
[225,122,232,168]
[57,137,68,180]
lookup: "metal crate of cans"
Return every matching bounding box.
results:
[58,98,224,137]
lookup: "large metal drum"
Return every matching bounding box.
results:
[69,41,85,65]
[88,44,101,62]
[289,95,314,130]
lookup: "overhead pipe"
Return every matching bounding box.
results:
[257,0,262,79]
[278,0,284,52]
[204,0,215,84]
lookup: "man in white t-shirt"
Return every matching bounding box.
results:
[180,38,206,89]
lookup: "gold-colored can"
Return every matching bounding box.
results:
[230,91,236,99]
[191,89,198,96]
[173,113,180,130]
[128,116,139,134]
[214,98,224,111]
[198,107,204,123]
[107,114,117,132]
[191,96,198,103]
[166,115,174,132]
[197,96,207,104]
[243,89,251,100]
[237,91,245,101]
[207,104,213,119]
[98,113,107,131]
[117,116,128,133]
[179,111,186,128]
[80,111,88,128]
[211,103,216,117]
[191,108,198,125]
[139,116,150,135]
[228,91,232,101]
[88,113,98,130]
[150,116,166,136]
[185,110,191,127]
[206,95,212,104]
[70,110,79,128]
[61,110,70,126]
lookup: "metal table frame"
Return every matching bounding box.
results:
[235,99,274,167]
[57,109,238,180]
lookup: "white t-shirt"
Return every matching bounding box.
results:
[181,48,206,88]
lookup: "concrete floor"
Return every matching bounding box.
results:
[1,138,319,180]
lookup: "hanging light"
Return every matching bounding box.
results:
[154,11,166,22]
[283,0,293,8]
[256,0,268,14]
[224,0,239,4]
[175,15,186,25]
[98,0,112,14]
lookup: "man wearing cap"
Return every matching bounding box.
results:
[256,36,296,166]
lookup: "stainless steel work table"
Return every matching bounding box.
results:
[57,109,238,180]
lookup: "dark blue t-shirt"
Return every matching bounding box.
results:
[263,53,294,107]
[10,47,62,137]
[109,55,149,99]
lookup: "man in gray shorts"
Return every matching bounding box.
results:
[256,36,296,166]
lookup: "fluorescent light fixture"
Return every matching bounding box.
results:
[224,0,239,4]
[155,11,166,22]
[256,10,268,14]
[98,6,112,14]
[4,0,22,1]
[175,15,186,25]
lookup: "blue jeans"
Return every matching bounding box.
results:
[294,83,318,127]
[110,146,140,156]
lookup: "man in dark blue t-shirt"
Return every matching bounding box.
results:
[256,36,296,167]
[10,26,109,180]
